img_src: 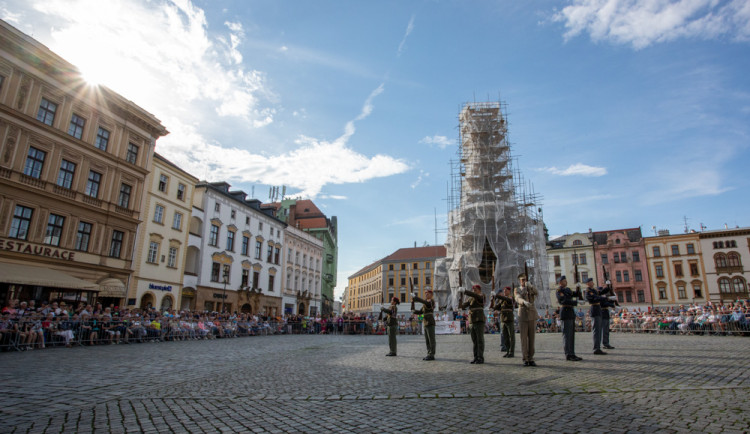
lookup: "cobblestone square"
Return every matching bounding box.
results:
[1,332,748,433]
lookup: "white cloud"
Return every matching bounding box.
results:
[319,194,348,200]
[419,135,453,149]
[411,170,428,189]
[553,0,750,49]
[397,15,415,56]
[10,0,409,199]
[539,163,608,176]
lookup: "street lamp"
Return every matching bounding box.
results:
[222,265,229,313]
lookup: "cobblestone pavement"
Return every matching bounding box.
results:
[2,332,748,433]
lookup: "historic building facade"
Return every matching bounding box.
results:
[0,21,167,307]
[644,231,708,306]
[186,182,285,316]
[698,227,749,302]
[129,153,197,311]
[546,232,595,308]
[593,228,652,306]
[282,225,324,316]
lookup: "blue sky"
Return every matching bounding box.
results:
[4,0,750,299]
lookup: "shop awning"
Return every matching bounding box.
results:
[98,278,126,298]
[0,262,99,290]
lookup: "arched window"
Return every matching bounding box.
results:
[714,253,727,268]
[718,277,731,293]
[572,239,583,246]
[727,252,741,267]
[732,277,745,293]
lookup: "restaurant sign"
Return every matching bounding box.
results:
[0,238,76,261]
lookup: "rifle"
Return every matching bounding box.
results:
[410,270,416,312]
[457,269,464,308]
[524,261,530,283]
[379,293,384,321]
[489,263,496,308]
[573,252,583,300]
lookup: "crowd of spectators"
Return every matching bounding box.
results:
[2,298,748,352]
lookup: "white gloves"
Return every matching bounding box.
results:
[411,292,417,298]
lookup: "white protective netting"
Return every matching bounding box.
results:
[435,102,551,311]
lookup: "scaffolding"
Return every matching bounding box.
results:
[435,101,551,310]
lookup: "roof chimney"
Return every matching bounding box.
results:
[414,241,417,248]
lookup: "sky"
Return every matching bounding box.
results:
[3,0,750,300]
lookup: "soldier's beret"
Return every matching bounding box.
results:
[557,275,567,283]
[472,284,481,290]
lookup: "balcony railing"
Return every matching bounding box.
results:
[115,205,134,217]
[53,184,77,199]
[0,167,11,178]
[82,195,103,207]
[19,174,46,189]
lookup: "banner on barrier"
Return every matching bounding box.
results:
[435,320,461,335]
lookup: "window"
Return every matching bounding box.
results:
[231,210,236,219]
[658,286,667,300]
[625,291,632,303]
[677,286,687,299]
[637,290,645,303]
[211,262,221,282]
[67,114,85,139]
[719,278,731,293]
[690,263,699,276]
[400,277,406,286]
[581,272,589,282]
[95,127,110,151]
[177,183,186,201]
[209,224,219,246]
[426,262,431,269]
[635,270,643,282]
[167,247,177,268]
[258,221,263,232]
[75,222,92,251]
[153,205,164,224]
[56,159,76,189]
[600,254,608,264]
[413,262,418,269]
[36,98,57,126]
[693,284,702,299]
[613,252,620,263]
[158,174,168,192]
[268,275,275,292]
[255,240,262,259]
[653,246,661,257]
[227,231,235,251]
[118,183,132,208]
[23,147,46,178]
[728,253,741,267]
[578,253,587,265]
[245,216,250,225]
[616,271,622,282]
[147,241,159,263]
[9,205,33,240]
[267,245,273,262]
[671,245,679,256]
[388,277,394,286]
[109,230,124,258]
[655,264,664,278]
[126,143,139,164]
[617,291,624,303]
[632,251,640,262]
[732,277,745,293]
[553,255,560,267]
[389,264,394,271]
[572,254,578,265]
[172,212,182,230]
[242,236,250,255]
[687,244,695,254]
[214,202,220,212]
[572,239,583,246]
[715,254,727,268]
[615,239,621,244]
[274,247,280,264]
[623,271,629,282]
[43,214,65,246]
[426,276,431,285]
[674,263,683,277]
[241,269,249,287]
[85,171,102,198]
[252,271,260,289]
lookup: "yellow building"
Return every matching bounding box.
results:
[129,153,198,311]
[644,232,708,306]
[0,20,167,307]
[347,261,383,315]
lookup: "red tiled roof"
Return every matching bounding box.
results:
[293,200,324,218]
[297,217,328,230]
[383,246,446,262]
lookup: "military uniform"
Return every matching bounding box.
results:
[585,282,608,354]
[514,282,538,365]
[460,289,486,364]
[413,295,436,360]
[600,287,616,349]
[556,284,581,360]
[380,305,399,356]
[492,293,515,357]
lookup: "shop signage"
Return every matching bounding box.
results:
[213,293,227,299]
[148,283,172,292]
[0,238,76,261]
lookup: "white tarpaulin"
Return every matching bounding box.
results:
[435,320,461,335]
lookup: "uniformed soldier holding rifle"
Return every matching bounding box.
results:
[412,289,436,361]
[380,297,400,357]
[458,284,486,364]
[491,286,515,359]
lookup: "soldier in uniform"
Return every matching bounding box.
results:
[600,285,617,350]
[459,284,486,364]
[584,277,608,355]
[380,297,400,356]
[492,286,515,358]
[514,273,538,366]
[556,276,583,361]
[412,289,436,360]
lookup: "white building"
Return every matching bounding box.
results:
[698,227,750,303]
[185,182,286,315]
[282,225,324,316]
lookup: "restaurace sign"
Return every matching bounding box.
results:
[0,238,76,261]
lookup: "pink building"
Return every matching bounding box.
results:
[593,228,652,306]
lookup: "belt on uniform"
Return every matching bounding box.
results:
[589,303,600,306]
